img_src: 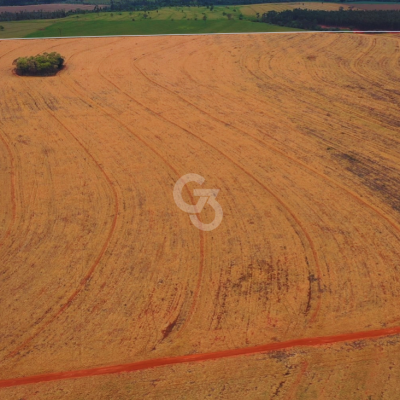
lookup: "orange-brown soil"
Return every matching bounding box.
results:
[1,33,400,398]
[352,3,400,10]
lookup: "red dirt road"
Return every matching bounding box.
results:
[1,325,400,389]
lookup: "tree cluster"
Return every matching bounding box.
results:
[13,52,65,76]
[262,9,400,30]
[0,7,102,21]
[0,0,63,5]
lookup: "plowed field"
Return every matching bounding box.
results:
[1,33,400,398]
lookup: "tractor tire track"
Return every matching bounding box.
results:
[3,43,120,360]
[100,46,323,325]
[58,37,206,344]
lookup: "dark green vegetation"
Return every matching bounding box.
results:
[262,8,400,29]
[26,18,298,37]
[14,52,65,76]
[0,0,60,4]
[0,7,100,22]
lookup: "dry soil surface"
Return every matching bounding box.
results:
[1,33,400,398]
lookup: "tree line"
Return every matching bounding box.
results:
[0,8,100,21]
[0,0,62,4]
[262,9,400,30]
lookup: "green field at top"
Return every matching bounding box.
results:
[0,5,301,39]
[37,6,260,23]
[25,20,299,38]
[0,20,54,39]
[2,2,385,39]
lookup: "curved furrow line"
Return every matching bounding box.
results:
[130,39,323,326]
[129,37,400,324]
[0,127,16,249]
[5,108,119,361]
[181,37,386,173]
[72,55,231,347]
[347,36,400,103]
[0,41,50,250]
[95,45,206,341]
[100,47,323,326]
[246,36,400,167]
[3,44,120,361]
[57,37,206,343]
[182,50,400,243]
[218,39,400,237]
[74,43,258,341]
[0,42,34,63]
[144,38,389,225]
[329,36,400,107]
[283,361,308,400]
[256,35,400,151]
[261,38,400,153]
[181,36,351,154]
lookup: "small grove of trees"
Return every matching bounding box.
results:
[13,52,65,76]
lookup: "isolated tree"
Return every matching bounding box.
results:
[203,14,207,20]
[0,25,4,31]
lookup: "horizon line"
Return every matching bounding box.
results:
[1,30,399,41]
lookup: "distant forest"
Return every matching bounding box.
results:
[262,9,400,30]
[0,0,65,4]
[2,0,400,5]
[0,7,101,21]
